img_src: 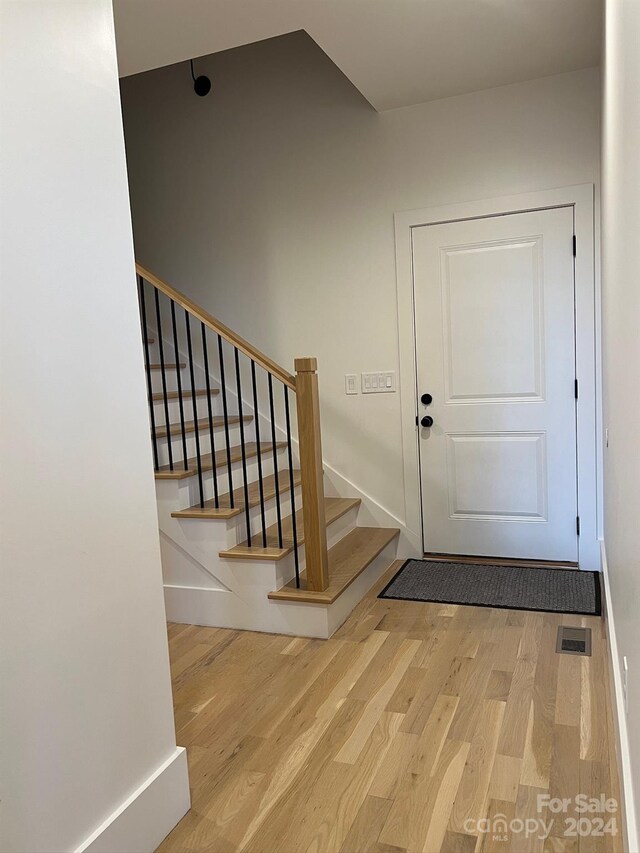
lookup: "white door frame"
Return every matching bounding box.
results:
[394,184,600,570]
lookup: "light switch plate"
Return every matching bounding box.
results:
[345,374,358,395]
[361,371,396,393]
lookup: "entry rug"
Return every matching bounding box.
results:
[379,559,601,615]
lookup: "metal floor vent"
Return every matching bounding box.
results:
[556,626,592,656]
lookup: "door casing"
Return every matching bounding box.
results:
[394,185,600,570]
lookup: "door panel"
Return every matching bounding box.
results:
[413,207,577,561]
[443,238,544,402]
[445,432,547,520]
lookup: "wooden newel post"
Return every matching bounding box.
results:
[294,357,329,592]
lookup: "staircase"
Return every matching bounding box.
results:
[137,265,399,638]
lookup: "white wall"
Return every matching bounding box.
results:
[601,0,640,845]
[0,2,189,851]
[121,31,600,542]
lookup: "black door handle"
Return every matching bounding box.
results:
[421,415,434,428]
[421,393,433,406]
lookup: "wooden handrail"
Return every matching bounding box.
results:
[136,263,296,390]
[138,263,330,591]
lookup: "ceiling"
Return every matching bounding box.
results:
[113,0,602,111]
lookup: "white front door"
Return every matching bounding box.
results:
[413,206,578,562]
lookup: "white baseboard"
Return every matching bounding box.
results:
[600,541,639,853]
[75,747,190,853]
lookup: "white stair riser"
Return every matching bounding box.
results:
[168,484,304,551]
[145,335,223,396]
[158,447,290,510]
[148,373,221,397]
[165,484,306,550]
[154,422,252,466]
[156,423,275,468]
[223,502,360,572]
[151,395,222,423]
[147,358,219,395]
[148,368,189,395]
[224,486,303,547]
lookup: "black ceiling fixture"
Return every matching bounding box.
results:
[190,59,211,97]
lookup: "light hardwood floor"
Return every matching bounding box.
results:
[158,562,624,853]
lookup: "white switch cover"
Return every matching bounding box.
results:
[361,371,396,393]
[345,374,358,395]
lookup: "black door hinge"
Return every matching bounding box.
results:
[576,516,581,536]
[575,379,579,399]
[573,235,577,257]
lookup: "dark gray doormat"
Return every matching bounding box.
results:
[379,559,601,615]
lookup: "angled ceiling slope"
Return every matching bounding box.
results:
[114,0,602,111]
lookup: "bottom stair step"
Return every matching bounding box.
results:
[267,526,399,605]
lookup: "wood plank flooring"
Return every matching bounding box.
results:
[158,561,624,853]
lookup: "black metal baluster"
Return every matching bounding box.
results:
[138,276,159,471]
[185,310,205,507]
[154,288,173,471]
[251,362,267,547]
[234,348,252,545]
[268,374,284,549]
[170,300,189,470]
[218,336,234,507]
[201,324,219,508]
[284,386,300,588]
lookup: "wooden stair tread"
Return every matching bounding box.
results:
[151,388,219,402]
[267,527,399,604]
[172,470,302,519]
[155,441,287,480]
[154,414,252,439]
[147,362,185,370]
[220,496,361,560]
